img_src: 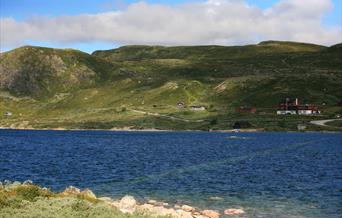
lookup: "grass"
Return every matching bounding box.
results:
[325,120,342,128]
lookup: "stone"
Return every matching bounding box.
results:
[80,188,96,199]
[62,186,81,195]
[23,180,33,185]
[181,204,194,212]
[119,195,137,214]
[201,210,220,218]
[152,206,176,216]
[138,204,178,217]
[148,199,158,204]
[224,208,245,215]
[193,215,209,218]
[209,196,224,201]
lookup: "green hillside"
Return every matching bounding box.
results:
[1,41,341,131]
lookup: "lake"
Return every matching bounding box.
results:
[0,130,341,217]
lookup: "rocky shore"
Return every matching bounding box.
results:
[0,181,246,218]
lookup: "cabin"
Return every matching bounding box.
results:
[236,106,257,113]
[189,106,206,111]
[276,98,320,115]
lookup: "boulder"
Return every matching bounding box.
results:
[62,186,80,195]
[181,204,194,212]
[201,210,220,218]
[119,195,137,214]
[139,204,178,217]
[80,188,96,199]
[175,209,193,218]
[193,215,210,218]
[224,208,245,215]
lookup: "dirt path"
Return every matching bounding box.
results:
[310,119,342,127]
[130,109,205,123]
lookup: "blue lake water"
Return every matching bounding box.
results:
[0,130,341,217]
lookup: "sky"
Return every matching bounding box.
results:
[0,0,341,53]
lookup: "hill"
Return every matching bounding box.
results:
[1,41,341,131]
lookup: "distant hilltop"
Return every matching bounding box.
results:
[0,40,341,131]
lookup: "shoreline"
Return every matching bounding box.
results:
[1,181,245,217]
[0,126,263,132]
[0,126,341,133]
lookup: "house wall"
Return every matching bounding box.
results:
[298,110,313,115]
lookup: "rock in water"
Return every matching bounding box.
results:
[224,208,245,215]
[119,195,137,214]
[201,210,220,218]
[209,196,224,201]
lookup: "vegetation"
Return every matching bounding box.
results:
[0,183,163,218]
[0,41,341,131]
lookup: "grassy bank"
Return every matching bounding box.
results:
[0,182,162,218]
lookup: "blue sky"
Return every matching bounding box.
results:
[1,0,341,53]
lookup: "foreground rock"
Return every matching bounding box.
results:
[201,210,220,218]
[118,195,137,214]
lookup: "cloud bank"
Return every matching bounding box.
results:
[1,0,341,50]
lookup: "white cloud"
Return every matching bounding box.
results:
[0,0,341,50]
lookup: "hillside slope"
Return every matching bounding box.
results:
[0,46,118,97]
[1,41,341,131]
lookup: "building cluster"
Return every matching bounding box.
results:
[276,98,320,115]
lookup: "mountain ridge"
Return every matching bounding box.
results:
[1,40,341,131]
